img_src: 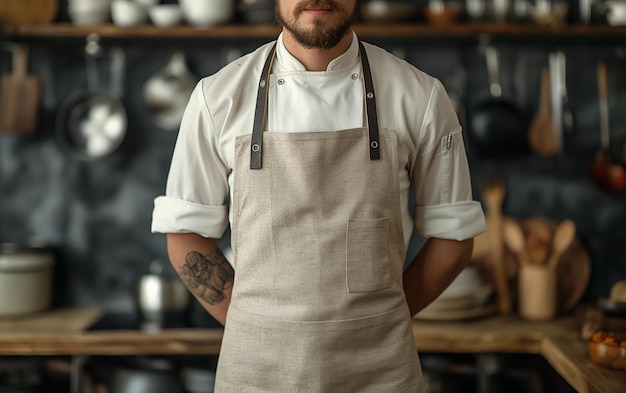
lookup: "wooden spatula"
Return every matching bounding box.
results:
[0,44,41,134]
[482,179,511,315]
[528,67,557,156]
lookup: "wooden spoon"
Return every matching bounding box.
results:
[503,219,534,267]
[546,219,576,270]
[481,179,511,314]
[528,67,557,157]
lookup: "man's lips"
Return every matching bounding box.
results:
[303,8,334,16]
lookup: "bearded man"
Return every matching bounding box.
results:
[152,1,486,391]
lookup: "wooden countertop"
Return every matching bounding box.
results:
[0,309,624,393]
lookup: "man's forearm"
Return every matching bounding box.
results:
[166,233,234,325]
[402,238,474,317]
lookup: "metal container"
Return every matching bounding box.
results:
[0,243,54,317]
[134,273,190,331]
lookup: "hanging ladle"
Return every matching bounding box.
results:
[589,61,626,193]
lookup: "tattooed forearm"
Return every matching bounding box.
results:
[179,248,234,305]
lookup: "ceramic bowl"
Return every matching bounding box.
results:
[111,0,149,27]
[179,0,234,27]
[68,0,111,25]
[605,1,626,26]
[68,10,111,25]
[68,0,110,13]
[149,4,184,27]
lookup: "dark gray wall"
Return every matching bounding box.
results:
[1,29,625,325]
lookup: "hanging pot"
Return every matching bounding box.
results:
[467,42,529,158]
[142,51,197,131]
[56,35,127,161]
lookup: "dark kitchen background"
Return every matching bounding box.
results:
[1,0,625,326]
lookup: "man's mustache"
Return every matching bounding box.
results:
[294,0,343,14]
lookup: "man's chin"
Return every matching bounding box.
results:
[279,11,353,49]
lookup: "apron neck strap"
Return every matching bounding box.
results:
[250,40,380,170]
[358,41,380,161]
[250,44,276,170]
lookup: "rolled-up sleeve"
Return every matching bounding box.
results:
[411,80,486,241]
[151,80,230,239]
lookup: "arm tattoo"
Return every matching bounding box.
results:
[179,248,234,305]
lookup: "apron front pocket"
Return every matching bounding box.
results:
[346,218,391,293]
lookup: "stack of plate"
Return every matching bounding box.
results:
[415,265,496,321]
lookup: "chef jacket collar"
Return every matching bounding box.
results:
[274,31,360,73]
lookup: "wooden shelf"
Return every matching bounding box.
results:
[1,22,626,41]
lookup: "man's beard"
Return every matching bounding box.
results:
[275,0,357,49]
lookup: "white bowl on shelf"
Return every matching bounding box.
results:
[149,4,184,27]
[67,0,111,25]
[179,0,234,27]
[68,10,111,25]
[605,1,626,26]
[111,0,149,27]
[67,0,110,9]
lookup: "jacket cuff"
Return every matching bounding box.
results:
[151,196,229,238]
[413,201,486,240]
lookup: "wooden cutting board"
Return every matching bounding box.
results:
[0,44,41,134]
[0,0,59,24]
[0,307,104,333]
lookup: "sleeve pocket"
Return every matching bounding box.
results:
[346,218,391,293]
[439,128,464,204]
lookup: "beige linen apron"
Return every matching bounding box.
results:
[215,41,423,392]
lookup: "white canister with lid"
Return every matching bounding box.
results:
[0,243,54,317]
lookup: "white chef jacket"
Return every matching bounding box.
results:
[151,32,486,256]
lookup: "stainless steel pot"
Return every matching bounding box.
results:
[134,261,190,331]
[56,35,127,160]
[0,243,54,317]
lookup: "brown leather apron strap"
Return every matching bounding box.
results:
[358,41,380,161]
[250,44,276,169]
[250,40,380,169]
